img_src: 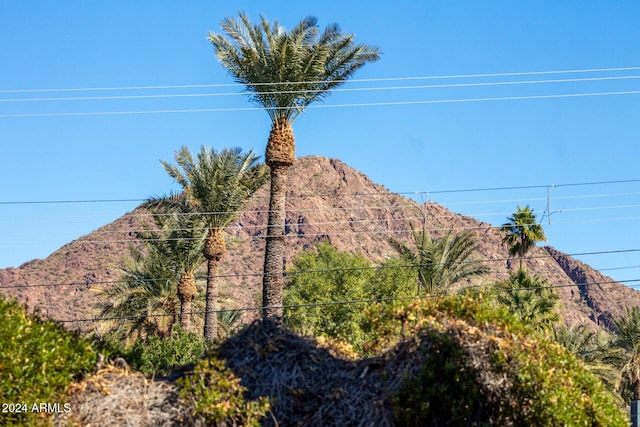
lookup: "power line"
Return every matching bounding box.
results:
[2,65,639,94]
[3,89,640,118]
[9,218,639,245]
[11,196,638,237]
[3,210,640,246]
[2,178,639,206]
[3,74,640,103]
[3,248,640,290]
[55,276,640,324]
[0,198,144,205]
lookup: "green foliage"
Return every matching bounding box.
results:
[501,205,546,265]
[284,242,416,353]
[612,306,640,351]
[208,13,381,123]
[364,295,627,426]
[0,297,97,426]
[217,309,244,340]
[123,327,207,377]
[178,355,270,426]
[369,256,419,300]
[609,306,640,402]
[94,243,192,343]
[494,268,560,330]
[158,145,268,230]
[284,242,372,350]
[552,323,623,401]
[394,331,486,426]
[389,227,488,295]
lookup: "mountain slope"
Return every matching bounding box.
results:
[0,156,637,332]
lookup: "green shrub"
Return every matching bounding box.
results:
[120,327,207,377]
[394,331,488,426]
[178,355,270,426]
[365,295,628,426]
[284,242,416,353]
[0,297,97,426]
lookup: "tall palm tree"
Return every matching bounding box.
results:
[157,145,268,340]
[500,205,546,269]
[389,227,489,295]
[208,13,381,321]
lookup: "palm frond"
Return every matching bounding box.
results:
[208,13,381,123]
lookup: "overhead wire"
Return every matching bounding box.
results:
[55,276,640,324]
[3,247,640,290]
[2,65,640,94]
[3,89,640,118]
[2,178,640,206]
[3,74,640,104]
[4,201,635,239]
[2,197,640,244]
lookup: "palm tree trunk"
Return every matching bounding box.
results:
[203,258,220,339]
[177,272,197,333]
[262,118,295,324]
[180,299,193,333]
[262,163,289,323]
[203,228,226,340]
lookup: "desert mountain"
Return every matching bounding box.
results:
[0,156,637,332]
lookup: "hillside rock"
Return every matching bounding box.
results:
[0,156,638,332]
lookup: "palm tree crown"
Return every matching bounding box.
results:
[160,146,267,229]
[501,205,546,268]
[495,268,559,329]
[389,227,488,295]
[95,243,201,344]
[208,13,381,125]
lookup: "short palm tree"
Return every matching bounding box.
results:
[552,324,622,400]
[389,227,489,295]
[94,243,202,345]
[495,268,559,329]
[137,204,207,333]
[501,205,546,269]
[157,145,268,340]
[611,307,640,401]
[208,13,381,321]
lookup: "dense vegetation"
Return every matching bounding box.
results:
[5,235,637,425]
[0,297,97,426]
[367,295,628,426]
[178,355,271,426]
[283,241,416,353]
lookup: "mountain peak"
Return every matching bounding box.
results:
[1,156,637,331]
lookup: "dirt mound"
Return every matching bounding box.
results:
[218,320,395,426]
[55,364,201,427]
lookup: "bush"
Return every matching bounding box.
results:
[284,242,416,353]
[95,327,207,377]
[124,327,207,377]
[365,295,628,426]
[0,297,97,426]
[178,355,270,426]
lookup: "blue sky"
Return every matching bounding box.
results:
[1,1,639,286]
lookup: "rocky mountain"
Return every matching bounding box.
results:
[0,156,638,332]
